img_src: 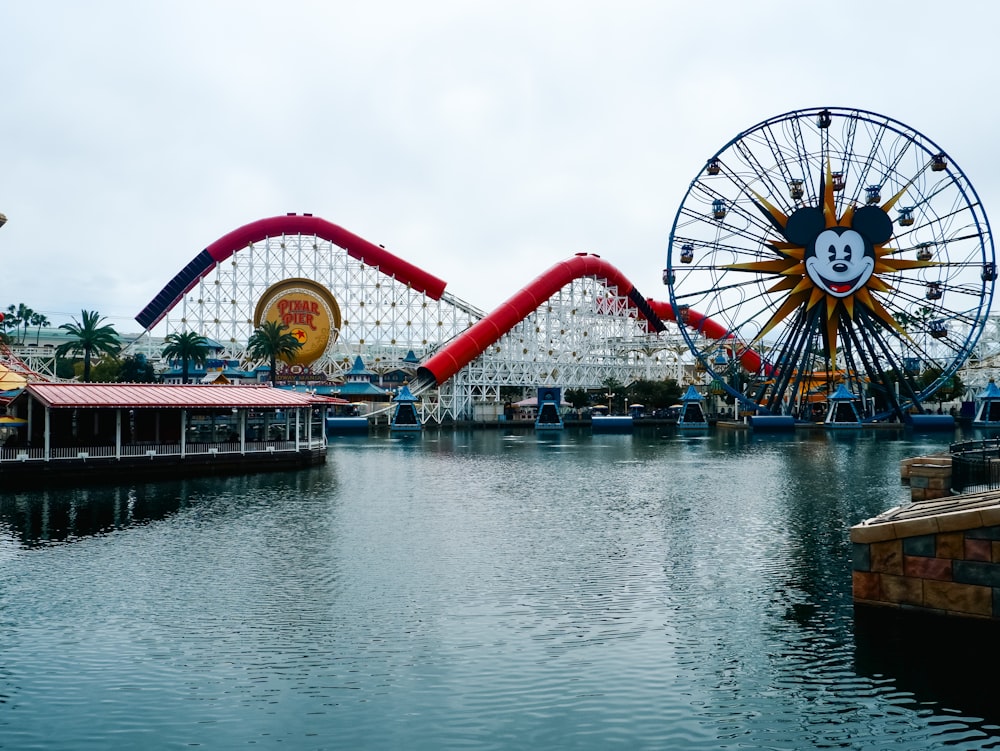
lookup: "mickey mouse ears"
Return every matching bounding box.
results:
[783,205,893,247]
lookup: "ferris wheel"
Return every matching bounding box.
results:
[665,106,995,421]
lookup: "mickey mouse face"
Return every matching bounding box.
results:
[784,205,893,300]
[806,228,874,298]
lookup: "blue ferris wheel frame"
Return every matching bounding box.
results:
[665,106,996,422]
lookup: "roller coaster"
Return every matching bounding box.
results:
[132,213,700,423]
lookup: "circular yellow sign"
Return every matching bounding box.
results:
[253,278,341,366]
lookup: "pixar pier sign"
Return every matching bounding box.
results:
[253,278,342,368]
[277,298,323,330]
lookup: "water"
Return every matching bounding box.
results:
[1,427,998,750]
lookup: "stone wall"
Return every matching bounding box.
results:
[852,495,1000,619]
[899,455,952,502]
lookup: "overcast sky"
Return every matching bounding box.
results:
[4,0,998,334]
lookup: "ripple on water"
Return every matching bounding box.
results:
[0,430,997,749]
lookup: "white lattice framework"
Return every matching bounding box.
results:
[147,232,692,422]
[421,277,689,422]
[161,233,483,381]
[1,344,57,381]
[957,315,1000,396]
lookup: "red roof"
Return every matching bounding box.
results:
[20,383,347,409]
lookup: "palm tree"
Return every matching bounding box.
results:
[30,311,50,345]
[15,303,33,344]
[247,320,303,385]
[5,303,33,344]
[161,331,211,384]
[55,310,121,382]
[3,305,16,341]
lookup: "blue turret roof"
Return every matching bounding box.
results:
[681,385,703,402]
[402,350,421,365]
[335,381,386,397]
[393,384,419,403]
[347,355,375,377]
[828,383,857,401]
[980,380,1000,400]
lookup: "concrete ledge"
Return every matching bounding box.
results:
[892,516,940,538]
[901,454,950,479]
[938,509,985,532]
[850,522,898,544]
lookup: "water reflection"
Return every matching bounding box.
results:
[0,484,176,546]
[0,466,333,547]
[4,427,999,749]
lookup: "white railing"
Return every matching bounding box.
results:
[0,436,326,465]
[49,446,118,460]
[120,443,183,458]
[0,447,43,462]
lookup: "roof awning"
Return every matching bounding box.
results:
[0,365,27,390]
[16,382,338,410]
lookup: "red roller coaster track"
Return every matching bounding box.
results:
[136,214,763,385]
[418,253,668,385]
[136,214,447,331]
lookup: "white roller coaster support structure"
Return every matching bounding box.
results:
[150,231,688,423]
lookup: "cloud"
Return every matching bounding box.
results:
[3,0,999,333]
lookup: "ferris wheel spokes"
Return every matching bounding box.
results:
[666,107,995,421]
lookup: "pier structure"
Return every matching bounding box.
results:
[0,382,333,484]
[676,385,708,429]
[533,387,564,431]
[389,384,421,433]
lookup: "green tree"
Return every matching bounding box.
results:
[247,320,303,385]
[55,310,121,382]
[917,367,965,406]
[628,378,683,409]
[499,386,524,403]
[5,303,33,344]
[161,331,211,384]
[601,376,624,414]
[564,387,590,409]
[54,357,77,380]
[90,357,122,383]
[29,311,50,345]
[895,306,934,333]
[117,354,157,383]
[1,305,16,342]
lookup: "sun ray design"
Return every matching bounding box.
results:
[733,164,935,364]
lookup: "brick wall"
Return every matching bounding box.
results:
[852,506,1000,619]
[900,455,952,502]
